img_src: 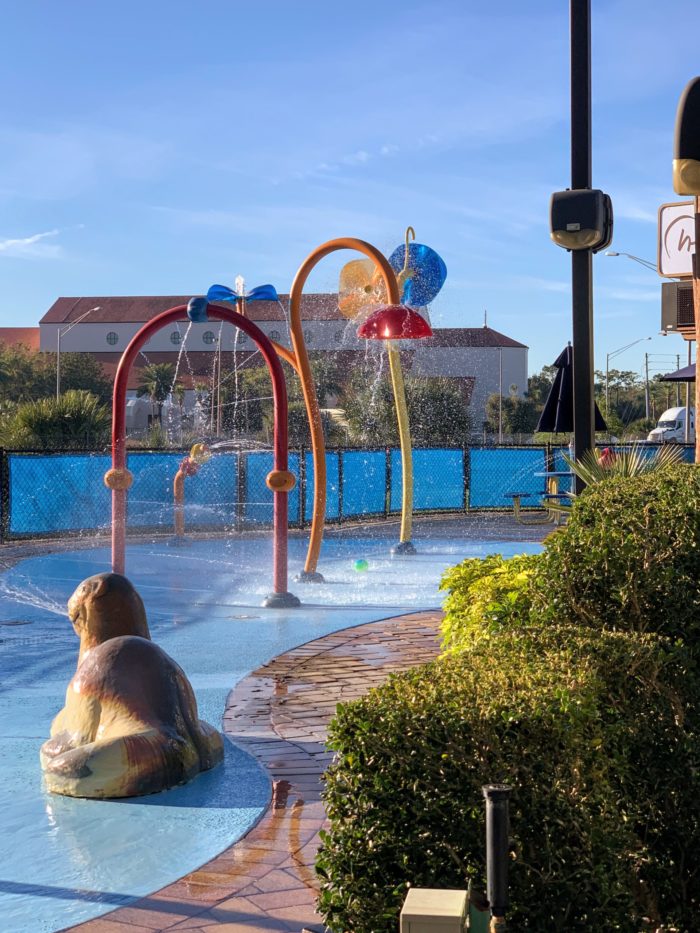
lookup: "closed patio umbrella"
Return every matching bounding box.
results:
[536,344,607,433]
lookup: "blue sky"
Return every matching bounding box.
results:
[0,0,698,376]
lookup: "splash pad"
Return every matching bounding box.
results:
[0,526,544,932]
[0,231,477,931]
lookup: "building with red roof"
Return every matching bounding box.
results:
[38,295,528,423]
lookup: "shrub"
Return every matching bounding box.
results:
[440,553,537,652]
[535,463,700,643]
[319,469,700,930]
[317,626,700,932]
[0,390,110,449]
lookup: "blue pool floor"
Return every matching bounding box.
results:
[0,532,542,932]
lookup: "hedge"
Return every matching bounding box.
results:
[534,464,700,643]
[317,465,700,931]
[319,625,700,930]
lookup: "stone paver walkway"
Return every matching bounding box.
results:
[65,610,443,933]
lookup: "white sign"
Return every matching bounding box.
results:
[658,200,695,278]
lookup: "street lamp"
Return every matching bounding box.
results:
[56,306,100,398]
[604,250,657,272]
[605,336,652,415]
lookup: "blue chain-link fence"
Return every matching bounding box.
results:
[0,444,694,541]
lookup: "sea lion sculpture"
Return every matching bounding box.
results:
[40,572,223,798]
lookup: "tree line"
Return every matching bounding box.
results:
[0,341,688,450]
[483,364,689,440]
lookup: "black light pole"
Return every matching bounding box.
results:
[570,0,594,491]
[550,2,612,489]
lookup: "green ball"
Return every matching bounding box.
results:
[353,559,369,573]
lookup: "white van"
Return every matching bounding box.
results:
[647,406,695,443]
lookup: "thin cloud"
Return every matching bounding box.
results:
[342,150,370,166]
[0,229,63,259]
[602,286,659,303]
[150,203,389,239]
[612,202,658,224]
[515,275,570,294]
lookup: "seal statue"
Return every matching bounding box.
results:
[40,573,223,798]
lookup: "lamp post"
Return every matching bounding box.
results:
[56,306,100,398]
[604,250,657,272]
[605,337,651,415]
[549,1,613,492]
[498,347,503,444]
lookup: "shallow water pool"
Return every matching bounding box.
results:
[0,533,542,932]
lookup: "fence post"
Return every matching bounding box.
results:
[236,449,245,532]
[0,449,7,543]
[545,441,555,474]
[463,445,471,512]
[338,450,344,525]
[299,445,306,530]
[385,446,392,518]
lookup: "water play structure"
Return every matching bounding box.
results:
[173,442,211,538]
[351,228,445,554]
[158,232,442,577]
[0,531,543,932]
[0,230,455,929]
[277,235,427,577]
[106,298,300,608]
[40,572,223,798]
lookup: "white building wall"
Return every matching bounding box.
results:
[40,319,368,353]
[410,345,528,427]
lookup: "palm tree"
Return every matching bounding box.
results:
[136,363,176,426]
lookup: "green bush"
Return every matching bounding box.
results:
[535,464,700,643]
[317,626,700,932]
[440,553,537,652]
[318,467,700,931]
[440,465,700,653]
[0,390,110,449]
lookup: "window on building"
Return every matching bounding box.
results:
[269,330,281,342]
[202,331,217,345]
[106,332,119,346]
[334,330,343,343]
[303,329,313,344]
[170,331,183,345]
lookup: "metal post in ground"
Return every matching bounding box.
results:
[483,784,512,930]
